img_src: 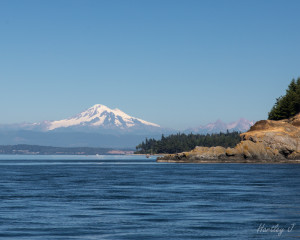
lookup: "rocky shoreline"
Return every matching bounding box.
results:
[157,158,300,164]
[157,114,300,163]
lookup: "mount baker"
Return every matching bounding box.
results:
[32,104,161,132]
[0,104,255,147]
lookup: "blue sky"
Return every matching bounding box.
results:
[0,0,299,129]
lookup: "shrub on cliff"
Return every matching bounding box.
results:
[268,78,300,120]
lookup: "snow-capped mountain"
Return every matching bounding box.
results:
[38,104,161,132]
[0,105,256,147]
[185,118,255,134]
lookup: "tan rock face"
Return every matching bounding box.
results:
[191,146,226,160]
[241,114,300,158]
[226,140,282,160]
[157,114,300,163]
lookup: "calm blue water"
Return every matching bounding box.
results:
[0,155,299,239]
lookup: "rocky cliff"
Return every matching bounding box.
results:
[157,114,300,163]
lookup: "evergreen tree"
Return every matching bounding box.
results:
[135,131,241,154]
[268,77,300,120]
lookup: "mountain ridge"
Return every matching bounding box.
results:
[0,104,255,134]
[0,104,255,148]
[185,118,255,134]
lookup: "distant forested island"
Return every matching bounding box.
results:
[0,144,133,155]
[135,131,241,154]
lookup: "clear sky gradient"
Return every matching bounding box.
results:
[1,0,300,129]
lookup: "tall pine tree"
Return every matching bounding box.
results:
[268,78,300,120]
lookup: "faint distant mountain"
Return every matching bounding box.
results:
[185,118,255,134]
[0,130,155,148]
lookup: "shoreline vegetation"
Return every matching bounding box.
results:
[135,131,241,154]
[157,78,300,163]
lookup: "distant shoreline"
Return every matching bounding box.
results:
[0,144,134,155]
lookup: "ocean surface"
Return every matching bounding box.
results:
[0,155,299,240]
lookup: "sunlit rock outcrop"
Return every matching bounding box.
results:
[157,114,300,163]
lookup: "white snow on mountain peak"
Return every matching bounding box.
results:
[46,104,160,131]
